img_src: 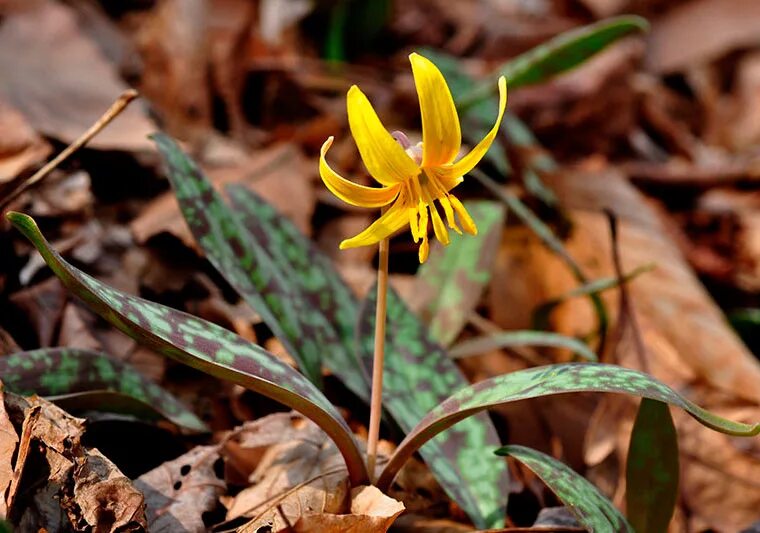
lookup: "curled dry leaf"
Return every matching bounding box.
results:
[293,485,405,533]
[3,392,146,531]
[134,444,226,533]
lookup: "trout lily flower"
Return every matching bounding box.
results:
[320,52,507,263]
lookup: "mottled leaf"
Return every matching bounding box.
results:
[458,16,649,108]
[626,399,679,533]
[6,211,369,486]
[0,348,207,432]
[378,363,759,490]
[154,133,334,387]
[359,285,509,529]
[449,330,597,362]
[496,445,633,532]
[416,201,505,346]
[225,184,369,401]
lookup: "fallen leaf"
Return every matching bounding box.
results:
[226,413,350,532]
[4,393,146,531]
[0,386,18,517]
[293,485,405,533]
[124,0,211,136]
[0,98,50,184]
[646,0,760,74]
[8,276,67,347]
[134,444,225,533]
[0,1,155,151]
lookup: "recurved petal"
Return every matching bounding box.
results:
[347,85,420,186]
[409,53,461,167]
[437,76,507,182]
[339,197,409,249]
[320,137,401,208]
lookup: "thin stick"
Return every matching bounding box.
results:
[366,234,389,482]
[1,89,140,211]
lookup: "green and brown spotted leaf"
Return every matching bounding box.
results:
[153,133,340,387]
[0,347,207,432]
[225,184,369,401]
[359,285,509,529]
[6,212,369,486]
[626,399,679,533]
[496,445,633,532]
[377,363,759,491]
[416,201,505,347]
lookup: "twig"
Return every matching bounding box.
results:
[0,89,139,211]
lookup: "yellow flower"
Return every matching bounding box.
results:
[319,52,507,263]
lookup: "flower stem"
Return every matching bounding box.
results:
[366,234,389,482]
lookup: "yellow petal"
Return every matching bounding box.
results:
[340,197,409,249]
[347,85,420,186]
[408,206,421,243]
[409,53,461,168]
[320,137,401,207]
[437,76,507,182]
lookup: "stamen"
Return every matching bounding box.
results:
[408,207,420,243]
[419,235,430,263]
[391,130,412,149]
[449,195,478,235]
[438,196,462,235]
[418,202,429,239]
[429,202,450,245]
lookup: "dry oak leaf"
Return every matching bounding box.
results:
[134,444,225,533]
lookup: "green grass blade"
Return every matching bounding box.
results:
[496,445,633,532]
[0,348,207,432]
[450,330,597,362]
[153,133,332,386]
[378,363,759,491]
[626,399,679,533]
[6,211,368,486]
[225,184,369,401]
[416,201,505,346]
[458,15,650,108]
[359,285,509,529]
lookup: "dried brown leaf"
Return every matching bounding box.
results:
[134,445,225,533]
[293,485,405,533]
[4,393,146,531]
[0,99,50,183]
[226,413,350,532]
[646,0,760,74]
[0,386,19,517]
[0,1,155,150]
